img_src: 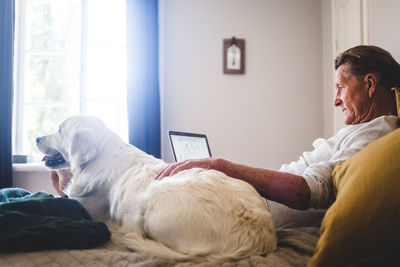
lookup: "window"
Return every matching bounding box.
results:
[13,0,128,162]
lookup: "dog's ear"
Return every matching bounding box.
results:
[69,129,97,170]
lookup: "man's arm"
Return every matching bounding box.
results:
[50,169,73,196]
[156,158,311,210]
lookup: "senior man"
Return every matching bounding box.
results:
[155,45,400,213]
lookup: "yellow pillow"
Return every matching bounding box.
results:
[308,128,400,267]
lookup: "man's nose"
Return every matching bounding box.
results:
[334,96,342,107]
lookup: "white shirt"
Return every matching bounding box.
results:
[279,115,399,209]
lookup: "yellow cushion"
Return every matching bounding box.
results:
[308,128,400,267]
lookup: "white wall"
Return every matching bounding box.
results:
[367,0,400,61]
[159,0,324,169]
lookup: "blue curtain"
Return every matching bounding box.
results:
[126,0,161,158]
[0,0,14,188]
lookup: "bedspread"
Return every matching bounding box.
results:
[0,188,110,252]
[1,226,319,267]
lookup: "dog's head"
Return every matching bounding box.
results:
[36,115,107,171]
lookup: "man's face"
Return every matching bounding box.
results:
[334,63,369,125]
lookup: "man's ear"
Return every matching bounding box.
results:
[365,73,378,98]
[69,129,97,170]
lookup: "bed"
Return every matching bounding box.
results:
[0,188,320,267]
[1,226,320,267]
[2,127,400,266]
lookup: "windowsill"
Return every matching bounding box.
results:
[12,162,56,195]
[12,162,49,173]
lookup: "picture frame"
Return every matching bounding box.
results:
[223,37,245,74]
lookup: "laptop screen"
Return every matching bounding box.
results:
[168,131,212,162]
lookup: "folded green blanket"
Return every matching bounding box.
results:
[0,188,111,252]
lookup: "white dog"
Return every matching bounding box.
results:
[36,115,277,262]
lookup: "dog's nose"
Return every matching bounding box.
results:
[36,137,42,144]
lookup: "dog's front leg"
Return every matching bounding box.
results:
[72,194,111,222]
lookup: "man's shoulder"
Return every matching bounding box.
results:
[357,115,398,133]
[342,115,398,146]
[341,115,397,134]
[329,115,398,147]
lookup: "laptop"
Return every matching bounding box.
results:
[168,131,212,162]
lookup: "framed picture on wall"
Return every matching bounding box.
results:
[223,37,245,74]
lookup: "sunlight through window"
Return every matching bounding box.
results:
[14,0,128,162]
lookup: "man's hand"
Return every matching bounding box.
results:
[155,158,213,180]
[50,169,73,196]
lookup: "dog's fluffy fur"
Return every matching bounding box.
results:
[36,116,277,261]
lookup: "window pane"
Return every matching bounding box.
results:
[14,0,129,162]
[86,101,128,142]
[87,0,126,46]
[86,0,127,102]
[86,45,127,101]
[25,54,80,103]
[23,105,77,161]
[26,0,81,51]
